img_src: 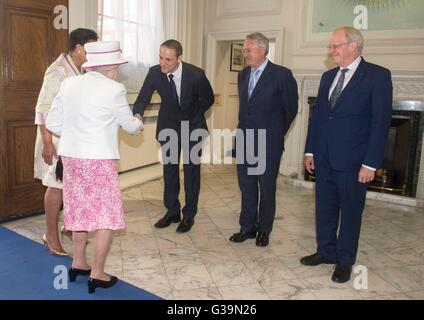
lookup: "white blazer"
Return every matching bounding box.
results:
[46,71,143,160]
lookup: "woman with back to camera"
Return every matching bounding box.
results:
[34,28,98,256]
[46,41,143,293]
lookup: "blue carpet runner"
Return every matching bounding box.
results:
[0,226,162,300]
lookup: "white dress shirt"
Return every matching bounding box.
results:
[248,58,268,98]
[328,56,362,100]
[250,58,268,83]
[306,56,375,171]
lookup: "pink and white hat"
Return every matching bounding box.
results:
[81,41,128,69]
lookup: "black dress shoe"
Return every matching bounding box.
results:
[154,214,181,229]
[332,264,352,283]
[256,231,269,247]
[300,252,336,266]
[88,276,118,294]
[69,267,91,282]
[229,230,257,243]
[176,217,194,233]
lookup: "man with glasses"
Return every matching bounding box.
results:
[300,27,393,283]
[229,32,298,247]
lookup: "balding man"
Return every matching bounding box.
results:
[300,27,393,283]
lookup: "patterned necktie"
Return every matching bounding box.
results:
[329,68,349,108]
[248,69,261,99]
[169,74,180,107]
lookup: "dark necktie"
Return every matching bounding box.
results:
[329,68,349,108]
[168,74,180,108]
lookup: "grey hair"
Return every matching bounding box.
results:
[336,26,364,54]
[89,65,119,76]
[246,32,269,55]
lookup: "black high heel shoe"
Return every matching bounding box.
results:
[69,267,91,282]
[88,276,118,294]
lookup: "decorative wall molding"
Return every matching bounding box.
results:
[393,81,424,100]
[216,0,281,19]
[293,0,424,57]
[302,78,320,97]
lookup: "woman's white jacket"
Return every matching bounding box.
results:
[46,71,142,160]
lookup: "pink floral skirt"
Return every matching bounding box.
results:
[61,157,125,232]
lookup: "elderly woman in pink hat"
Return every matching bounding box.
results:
[46,41,143,293]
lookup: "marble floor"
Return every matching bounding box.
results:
[3,164,424,300]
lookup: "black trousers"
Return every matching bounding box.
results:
[160,135,203,219]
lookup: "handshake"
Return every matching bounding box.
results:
[134,114,144,122]
[134,114,145,133]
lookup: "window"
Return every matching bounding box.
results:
[98,0,164,91]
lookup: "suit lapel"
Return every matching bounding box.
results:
[160,71,174,103]
[249,61,272,101]
[180,62,188,103]
[326,68,339,94]
[241,69,250,102]
[332,58,367,110]
[320,68,339,111]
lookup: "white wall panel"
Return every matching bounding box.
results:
[216,0,282,19]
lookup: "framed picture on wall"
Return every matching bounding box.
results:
[230,42,245,72]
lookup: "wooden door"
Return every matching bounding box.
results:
[0,0,68,218]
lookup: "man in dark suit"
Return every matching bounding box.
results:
[133,39,214,233]
[229,32,298,247]
[300,27,393,283]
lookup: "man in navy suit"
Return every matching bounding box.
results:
[300,27,393,283]
[229,32,298,247]
[133,39,214,233]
